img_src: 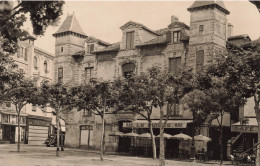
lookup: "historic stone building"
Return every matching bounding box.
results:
[53,0,245,158]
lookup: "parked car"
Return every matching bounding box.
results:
[45,133,65,147]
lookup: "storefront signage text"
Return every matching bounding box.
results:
[28,119,49,127]
[123,122,187,128]
[231,125,258,133]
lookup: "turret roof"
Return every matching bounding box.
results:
[188,0,230,14]
[53,13,86,36]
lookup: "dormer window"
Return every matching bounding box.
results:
[87,44,94,53]
[173,31,180,42]
[126,31,135,49]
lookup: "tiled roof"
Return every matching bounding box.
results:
[137,29,189,47]
[154,28,168,35]
[86,36,110,46]
[93,42,120,53]
[187,1,230,14]
[228,34,251,41]
[136,36,167,47]
[53,13,86,36]
[120,21,160,36]
[72,50,85,56]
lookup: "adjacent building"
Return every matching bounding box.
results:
[0,36,55,145]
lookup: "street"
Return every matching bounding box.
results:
[0,144,241,166]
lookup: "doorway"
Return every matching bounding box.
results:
[2,125,15,143]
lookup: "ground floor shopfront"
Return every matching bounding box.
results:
[230,118,258,156]
[116,119,193,159]
[0,112,52,145]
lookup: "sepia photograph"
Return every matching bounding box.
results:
[0,0,260,165]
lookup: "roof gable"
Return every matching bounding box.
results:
[53,13,86,36]
[120,21,160,35]
[168,21,190,30]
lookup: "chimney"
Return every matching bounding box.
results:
[227,23,233,38]
[171,15,179,24]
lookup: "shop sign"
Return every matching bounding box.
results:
[28,119,49,127]
[123,122,187,128]
[231,125,258,133]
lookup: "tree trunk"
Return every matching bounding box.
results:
[56,111,60,156]
[17,112,21,152]
[254,94,260,166]
[103,121,106,154]
[148,119,157,159]
[220,124,223,166]
[159,106,165,166]
[100,98,106,161]
[59,121,64,151]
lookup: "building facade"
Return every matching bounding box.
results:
[51,1,242,159]
[0,36,55,145]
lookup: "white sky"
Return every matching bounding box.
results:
[23,1,260,54]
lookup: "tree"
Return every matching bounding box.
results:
[70,79,117,161]
[181,89,212,160]
[35,81,73,156]
[0,72,37,152]
[201,54,247,165]
[0,1,65,53]
[145,66,193,166]
[113,73,158,159]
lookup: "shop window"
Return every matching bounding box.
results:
[173,31,180,42]
[199,25,204,35]
[169,57,181,75]
[196,50,204,72]
[58,67,63,83]
[85,67,94,82]
[122,63,135,78]
[83,109,92,117]
[44,61,48,73]
[87,44,94,53]
[126,31,135,49]
[33,56,38,70]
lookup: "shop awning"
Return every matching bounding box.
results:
[123,119,192,128]
[52,116,66,132]
[231,118,258,133]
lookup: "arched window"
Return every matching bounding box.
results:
[122,63,135,78]
[44,61,48,73]
[33,56,38,70]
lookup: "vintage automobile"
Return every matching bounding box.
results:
[45,133,65,147]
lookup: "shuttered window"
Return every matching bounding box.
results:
[126,31,135,49]
[87,44,94,53]
[173,31,180,42]
[58,67,63,83]
[85,67,94,81]
[169,57,181,75]
[196,50,204,72]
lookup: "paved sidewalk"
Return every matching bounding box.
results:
[0,144,238,166]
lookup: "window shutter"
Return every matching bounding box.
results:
[131,31,135,48]
[166,31,172,43]
[90,44,94,52]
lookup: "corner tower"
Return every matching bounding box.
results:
[187,1,230,71]
[52,13,87,84]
